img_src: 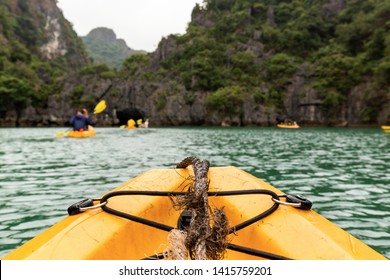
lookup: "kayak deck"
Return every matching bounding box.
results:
[277,124,300,129]
[3,166,386,260]
[67,126,96,138]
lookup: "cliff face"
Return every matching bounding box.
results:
[81,0,387,128]
[0,0,88,68]
[1,0,389,127]
[0,0,89,126]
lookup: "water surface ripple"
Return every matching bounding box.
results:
[0,127,389,258]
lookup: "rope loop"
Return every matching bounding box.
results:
[66,157,305,260]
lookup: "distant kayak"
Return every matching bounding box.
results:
[381,125,390,131]
[119,118,147,129]
[67,126,96,138]
[277,123,300,129]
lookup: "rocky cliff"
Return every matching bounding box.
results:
[54,0,388,128]
[0,0,88,68]
[1,0,389,127]
[0,0,89,126]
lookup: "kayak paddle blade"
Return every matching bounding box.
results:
[94,100,106,114]
[55,131,67,137]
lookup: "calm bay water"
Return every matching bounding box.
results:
[0,127,389,258]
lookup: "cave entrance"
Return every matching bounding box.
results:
[116,108,145,126]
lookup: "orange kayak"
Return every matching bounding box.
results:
[67,126,96,138]
[2,165,386,260]
[277,124,300,129]
[381,125,390,132]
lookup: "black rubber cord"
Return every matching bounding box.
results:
[100,189,280,233]
[226,243,292,260]
[142,244,292,260]
[99,189,288,260]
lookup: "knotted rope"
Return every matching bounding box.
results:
[169,156,229,260]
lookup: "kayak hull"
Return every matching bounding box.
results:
[381,125,390,132]
[3,167,386,260]
[67,126,96,138]
[277,124,300,129]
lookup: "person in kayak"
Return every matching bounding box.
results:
[70,109,93,131]
[81,108,89,118]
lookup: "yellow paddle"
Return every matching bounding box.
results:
[94,100,106,114]
[55,131,69,137]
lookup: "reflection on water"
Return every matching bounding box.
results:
[0,127,389,258]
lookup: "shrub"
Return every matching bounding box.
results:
[206,85,245,116]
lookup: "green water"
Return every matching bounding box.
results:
[0,127,389,258]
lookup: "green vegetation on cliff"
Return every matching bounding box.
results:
[82,27,146,69]
[151,0,390,123]
[1,0,389,126]
[0,0,88,121]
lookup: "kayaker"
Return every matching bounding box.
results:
[81,108,93,130]
[82,108,89,117]
[141,118,149,128]
[69,109,93,131]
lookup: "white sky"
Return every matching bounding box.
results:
[56,0,204,52]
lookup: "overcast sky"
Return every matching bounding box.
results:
[57,0,204,52]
